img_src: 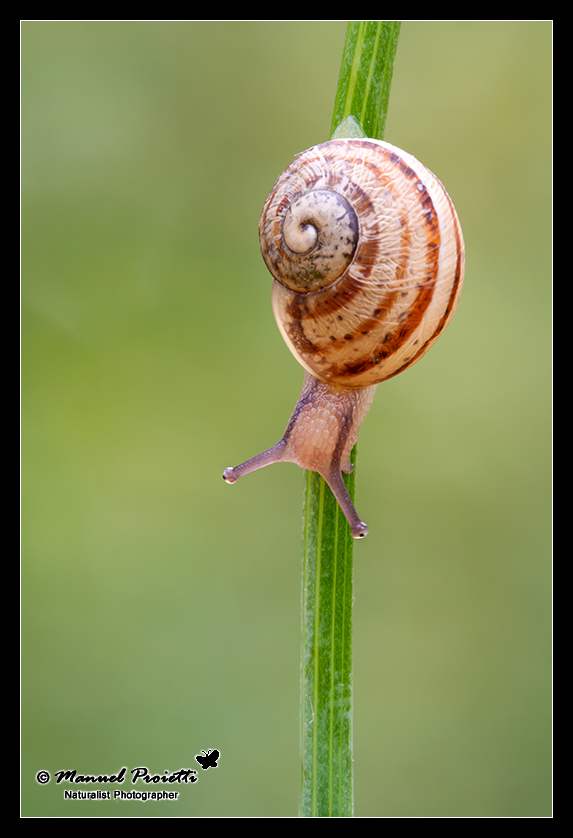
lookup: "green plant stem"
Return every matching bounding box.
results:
[331,21,401,141]
[300,447,357,817]
[299,21,401,818]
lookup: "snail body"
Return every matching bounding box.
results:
[224,138,465,537]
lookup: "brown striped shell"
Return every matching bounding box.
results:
[259,138,465,389]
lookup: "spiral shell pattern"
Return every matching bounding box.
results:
[259,138,465,389]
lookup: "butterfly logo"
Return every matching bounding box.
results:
[195,749,220,769]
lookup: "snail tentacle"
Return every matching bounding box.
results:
[223,372,373,538]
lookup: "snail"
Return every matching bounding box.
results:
[223,138,465,537]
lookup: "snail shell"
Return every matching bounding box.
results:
[224,138,465,537]
[261,138,464,388]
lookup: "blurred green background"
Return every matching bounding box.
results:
[22,21,551,817]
